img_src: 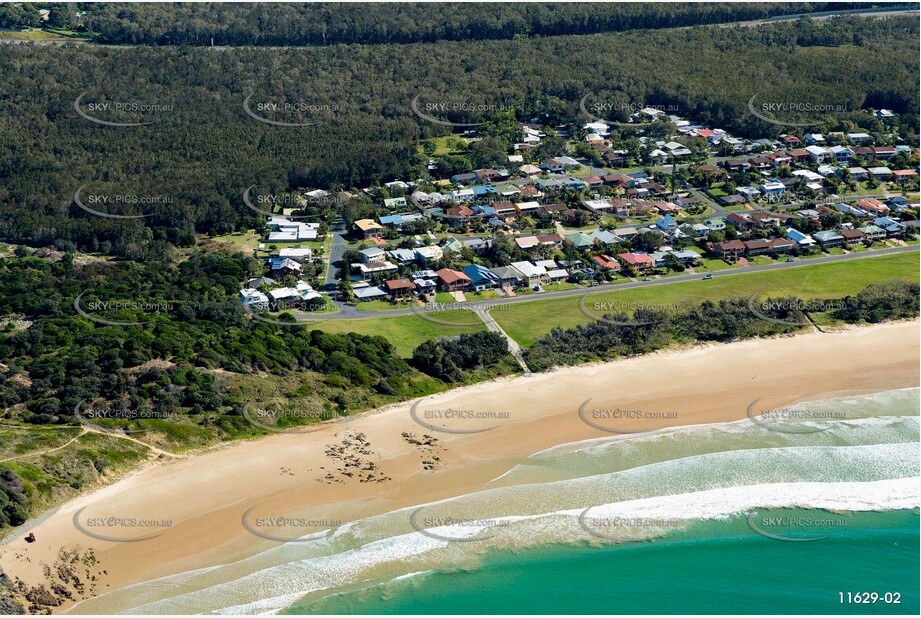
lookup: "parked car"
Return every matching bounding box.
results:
[702,273,713,280]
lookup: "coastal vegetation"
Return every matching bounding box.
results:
[524,279,919,370]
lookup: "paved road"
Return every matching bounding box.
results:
[288,244,918,322]
[324,221,348,290]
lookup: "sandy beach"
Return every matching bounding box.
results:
[1,321,918,613]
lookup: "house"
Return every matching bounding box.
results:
[718,194,746,207]
[873,217,907,237]
[767,238,796,254]
[515,236,540,250]
[269,254,304,277]
[267,217,321,242]
[592,254,621,271]
[840,228,867,246]
[450,172,477,185]
[415,245,444,264]
[786,228,816,248]
[750,211,787,229]
[515,201,542,216]
[353,285,388,301]
[847,132,871,144]
[359,246,386,263]
[669,249,700,265]
[617,252,655,274]
[510,261,548,287]
[519,164,542,176]
[565,232,595,251]
[738,186,761,201]
[805,145,831,163]
[709,239,746,262]
[813,230,845,248]
[856,199,889,216]
[278,247,312,263]
[387,248,417,264]
[829,145,854,164]
[846,166,868,180]
[435,268,472,291]
[489,265,523,288]
[413,278,437,295]
[536,233,564,246]
[655,214,678,236]
[805,133,825,145]
[384,278,417,299]
[540,159,565,173]
[759,181,786,197]
[867,166,893,180]
[354,260,399,280]
[445,204,475,219]
[727,212,755,231]
[269,282,324,310]
[742,238,771,256]
[354,219,384,239]
[240,288,270,311]
[245,276,276,289]
[858,224,886,241]
[589,230,622,246]
[384,197,408,209]
[872,146,896,160]
[892,170,918,184]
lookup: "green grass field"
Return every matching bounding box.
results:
[310,309,486,356]
[492,252,919,347]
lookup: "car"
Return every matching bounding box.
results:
[643,277,652,281]
[786,257,795,262]
[702,273,713,280]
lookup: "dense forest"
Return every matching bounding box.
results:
[2,3,889,46]
[0,16,917,258]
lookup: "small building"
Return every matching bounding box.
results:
[435,268,472,292]
[384,278,417,299]
[813,230,845,248]
[616,252,655,274]
[354,219,384,239]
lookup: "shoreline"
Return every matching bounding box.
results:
[1,320,918,613]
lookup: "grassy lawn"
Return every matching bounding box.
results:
[0,28,90,41]
[355,299,400,312]
[492,252,918,347]
[311,309,486,357]
[207,230,262,255]
[696,257,741,271]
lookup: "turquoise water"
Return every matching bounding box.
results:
[287,510,919,615]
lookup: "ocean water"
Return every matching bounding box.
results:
[66,388,921,615]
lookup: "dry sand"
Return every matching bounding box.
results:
[1,321,918,613]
